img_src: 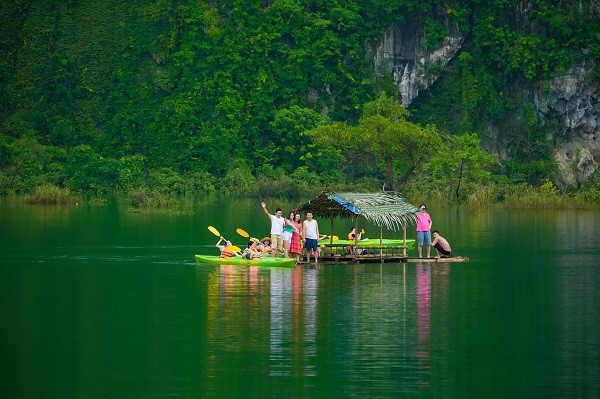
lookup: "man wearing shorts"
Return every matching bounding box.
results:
[302,211,320,264]
[431,230,452,258]
[261,202,285,257]
[416,204,432,258]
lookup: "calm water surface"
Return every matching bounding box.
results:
[1,197,599,398]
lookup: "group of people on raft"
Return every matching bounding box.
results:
[216,201,454,262]
[216,202,321,263]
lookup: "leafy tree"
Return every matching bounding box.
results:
[303,121,359,180]
[267,105,329,172]
[428,133,497,199]
[66,145,121,193]
[305,93,441,189]
[120,155,146,189]
[357,93,441,190]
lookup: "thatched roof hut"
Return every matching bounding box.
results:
[295,191,419,232]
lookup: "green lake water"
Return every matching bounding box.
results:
[1,197,599,398]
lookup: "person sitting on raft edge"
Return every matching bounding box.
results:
[347,227,362,255]
[431,230,452,258]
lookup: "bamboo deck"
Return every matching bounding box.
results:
[303,253,469,263]
[299,242,469,264]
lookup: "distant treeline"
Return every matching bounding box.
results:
[1,1,598,199]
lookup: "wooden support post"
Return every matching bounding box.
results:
[379,225,383,260]
[329,218,334,249]
[402,221,407,256]
[354,215,358,259]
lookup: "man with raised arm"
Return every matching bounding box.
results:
[261,202,285,257]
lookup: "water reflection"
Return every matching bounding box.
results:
[269,266,319,377]
[203,262,464,396]
[416,263,430,386]
[269,268,293,376]
[182,205,600,397]
[204,265,320,383]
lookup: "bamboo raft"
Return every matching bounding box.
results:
[294,192,468,265]
[305,253,469,263]
[307,244,469,263]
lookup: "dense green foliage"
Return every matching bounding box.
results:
[0,0,598,201]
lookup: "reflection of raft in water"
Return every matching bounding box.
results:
[195,254,296,268]
[405,256,469,263]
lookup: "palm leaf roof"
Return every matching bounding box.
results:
[295,191,419,232]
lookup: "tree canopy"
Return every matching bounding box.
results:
[0,0,597,195]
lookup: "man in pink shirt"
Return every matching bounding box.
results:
[416,204,432,257]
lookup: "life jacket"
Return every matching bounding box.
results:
[244,248,261,259]
[220,246,234,258]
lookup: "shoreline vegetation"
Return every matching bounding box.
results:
[10,174,600,211]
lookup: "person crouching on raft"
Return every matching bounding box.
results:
[431,230,452,258]
[243,241,262,259]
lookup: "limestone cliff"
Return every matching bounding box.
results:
[534,60,599,188]
[370,11,464,106]
[374,12,598,188]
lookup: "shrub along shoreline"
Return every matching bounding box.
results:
[10,172,600,211]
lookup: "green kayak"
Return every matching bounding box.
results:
[195,254,296,267]
[319,238,415,247]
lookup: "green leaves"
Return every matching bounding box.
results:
[304,93,440,189]
[428,133,496,199]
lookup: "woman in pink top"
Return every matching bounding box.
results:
[416,204,432,257]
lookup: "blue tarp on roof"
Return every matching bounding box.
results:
[329,195,361,215]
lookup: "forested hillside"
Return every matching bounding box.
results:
[1,0,598,201]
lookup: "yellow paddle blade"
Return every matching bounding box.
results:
[208,226,220,236]
[332,235,339,240]
[229,245,241,253]
[236,228,250,238]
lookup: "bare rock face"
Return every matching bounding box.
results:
[534,60,599,188]
[371,13,464,106]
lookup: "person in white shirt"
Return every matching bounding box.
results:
[302,211,320,264]
[261,202,285,257]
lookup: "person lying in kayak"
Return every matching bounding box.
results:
[215,237,241,258]
[243,241,263,259]
[431,230,452,258]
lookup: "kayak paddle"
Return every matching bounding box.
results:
[208,226,242,253]
[236,228,259,244]
[208,225,221,237]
